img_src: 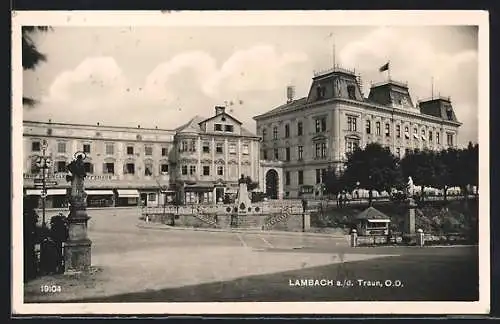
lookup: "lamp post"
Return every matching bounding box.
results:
[34,140,52,228]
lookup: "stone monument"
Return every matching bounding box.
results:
[64,152,92,273]
[405,176,416,234]
[236,174,252,215]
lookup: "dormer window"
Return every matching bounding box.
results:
[446,107,453,121]
[347,85,356,100]
[316,85,326,100]
[225,125,234,132]
[214,124,222,131]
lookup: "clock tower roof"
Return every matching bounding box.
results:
[367,79,416,110]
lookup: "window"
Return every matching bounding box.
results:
[447,133,454,146]
[315,169,322,184]
[84,162,94,174]
[104,162,114,174]
[180,141,188,152]
[56,161,66,173]
[229,143,237,154]
[285,147,290,161]
[160,164,169,173]
[298,170,304,185]
[346,139,359,154]
[436,132,441,144]
[31,141,41,152]
[385,123,390,137]
[181,165,188,175]
[214,124,223,131]
[404,126,410,139]
[446,107,453,120]
[144,163,153,176]
[125,163,135,174]
[217,166,224,176]
[413,128,418,140]
[285,171,291,185]
[273,126,278,139]
[297,121,303,136]
[405,148,410,156]
[396,148,401,157]
[242,144,249,155]
[203,166,210,176]
[161,147,168,156]
[396,125,401,138]
[262,128,267,140]
[315,117,327,133]
[316,86,326,99]
[297,146,303,160]
[366,120,371,134]
[216,143,223,154]
[347,85,356,100]
[375,121,381,135]
[127,146,134,155]
[429,131,433,142]
[347,116,357,132]
[57,142,66,153]
[106,143,114,155]
[145,146,153,156]
[421,129,426,141]
[189,165,196,175]
[225,125,234,132]
[285,124,290,138]
[148,193,156,202]
[83,144,91,153]
[315,143,327,158]
[202,142,210,153]
[274,148,279,160]
[189,140,196,152]
[263,149,268,160]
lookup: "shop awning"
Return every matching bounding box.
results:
[26,189,42,196]
[117,189,140,198]
[86,190,114,196]
[26,189,67,196]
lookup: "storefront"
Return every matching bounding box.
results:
[85,189,115,208]
[184,186,214,204]
[139,190,161,207]
[25,188,68,208]
[116,189,140,206]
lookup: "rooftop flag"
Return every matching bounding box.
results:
[379,62,390,72]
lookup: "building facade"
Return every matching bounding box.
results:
[23,106,264,208]
[253,66,462,198]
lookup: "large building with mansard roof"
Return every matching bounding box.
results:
[253,65,462,199]
[23,106,265,208]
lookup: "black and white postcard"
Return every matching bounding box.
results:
[11,10,490,315]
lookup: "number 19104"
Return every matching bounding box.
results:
[40,285,61,293]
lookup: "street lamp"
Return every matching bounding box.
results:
[34,140,52,228]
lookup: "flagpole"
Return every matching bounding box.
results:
[387,60,391,81]
[431,76,434,99]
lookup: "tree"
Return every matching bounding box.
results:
[323,165,343,198]
[400,149,441,200]
[244,176,259,191]
[342,143,402,205]
[22,26,49,106]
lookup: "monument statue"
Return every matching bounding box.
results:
[236,174,252,214]
[64,152,92,272]
[407,176,414,195]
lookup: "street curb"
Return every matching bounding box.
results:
[136,223,348,239]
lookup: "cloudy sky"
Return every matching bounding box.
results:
[23,24,478,146]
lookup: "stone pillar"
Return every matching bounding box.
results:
[350,229,358,247]
[65,174,92,273]
[416,228,425,247]
[405,198,416,234]
[302,212,310,232]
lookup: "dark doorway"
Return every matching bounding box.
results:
[216,188,224,203]
[265,169,279,199]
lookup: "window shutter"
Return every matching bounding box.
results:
[103,163,107,174]
[90,164,94,174]
[123,164,127,174]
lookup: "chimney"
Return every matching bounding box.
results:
[215,106,225,115]
[286,85,295,103]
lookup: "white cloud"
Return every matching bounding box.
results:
[339,27,478,145]
[31,45,309,129]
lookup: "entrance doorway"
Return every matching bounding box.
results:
[265,169,279,199]
[215,188,224,203]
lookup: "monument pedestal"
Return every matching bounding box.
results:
[405,198,417,235]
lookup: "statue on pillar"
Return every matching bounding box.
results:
[64,152,92,273]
